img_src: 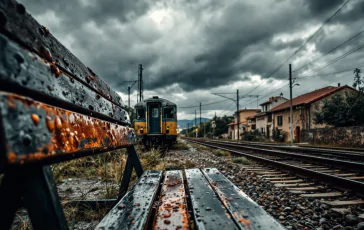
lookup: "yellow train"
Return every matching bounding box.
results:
[134,96,177,147]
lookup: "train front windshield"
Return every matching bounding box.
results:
[164,107,176,119]
[136,108,145,120]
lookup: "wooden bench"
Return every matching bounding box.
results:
[0,1,284,229]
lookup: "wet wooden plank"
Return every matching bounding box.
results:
[185,168,239,230]
[202,168,285,230]
[96,170,163,230]
[152,170,189,230]
[300,192,342,198]
[0,92,136,167]
[0,0,123,107]
[0,31,129,125]
[321,200,364,207]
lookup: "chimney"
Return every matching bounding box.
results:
[338,83,341,87]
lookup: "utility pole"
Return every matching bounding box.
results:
[138,64,143,102]
[187,123,190,137]
[122,80,138,108]
[195,110,197,138]
[200,103,202,138]
[237,89,239,142]
[289,64,293,145]
[211,92,258,142]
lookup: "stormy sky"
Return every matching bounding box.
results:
[18,0,364,120]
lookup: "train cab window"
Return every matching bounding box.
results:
[164,107,176,119]
[152,108,159,118]
[136,108,145,119]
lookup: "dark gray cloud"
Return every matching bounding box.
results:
[17,0,364,119]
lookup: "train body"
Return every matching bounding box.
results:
[134,96,177,147]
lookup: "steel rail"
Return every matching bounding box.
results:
[184,138,364,195]
[210,140,364,161]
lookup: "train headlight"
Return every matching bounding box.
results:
[140,127,144,134]
[166,125,170,134]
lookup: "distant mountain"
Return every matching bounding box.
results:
[178,118,210,129]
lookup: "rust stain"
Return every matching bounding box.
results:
[3,93,136,164]
[8,152,16,163]
[233,212,253,229]
[31,113,39,126]
[50,63,61,77]
[152,172,189,230]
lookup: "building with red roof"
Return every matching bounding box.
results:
[268,84,355,142]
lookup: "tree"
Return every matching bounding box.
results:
[313,68,364,127]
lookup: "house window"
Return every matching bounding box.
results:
[277,116,283,126]
[268,114,272,122]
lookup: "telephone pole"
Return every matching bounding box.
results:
[195,110,197,138]
[137,64,143,102]
[289,64,293,144]
[187,123,190,137]
[212,91,259,142]
[200,103,202,138]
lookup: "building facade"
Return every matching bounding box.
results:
[228,108,260,140]
[269,85,355,142]
[255,96,288,138]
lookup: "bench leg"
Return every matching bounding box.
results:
[0,171,23,230]
[22,166,69,230]
[118,146,144,199]
[0,166,68,230]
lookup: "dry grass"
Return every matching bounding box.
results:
[232,157,252,165]
[212,149,231,157]
[188,142,211,151]
[171,142,190,150]
[8,145,198,229]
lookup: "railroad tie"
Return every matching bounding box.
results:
[275,183,314,188]
[321,200,364,207]
[300,192,342,198]
[270,179,304,184]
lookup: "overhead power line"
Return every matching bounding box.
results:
[240,0,351,97]
[294,28,364,72]
[297,42,364,79]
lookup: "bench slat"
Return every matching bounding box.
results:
[202,168,285,230]
[0,0,123,107]
[153,170,189,230]
[0,92,136,167]
[0,32,129,125]
[185,168,239,230]
[96,170,163,230]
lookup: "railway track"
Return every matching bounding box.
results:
[212,140,364,162]
[184,138,364,195]
[179,138,364,229]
